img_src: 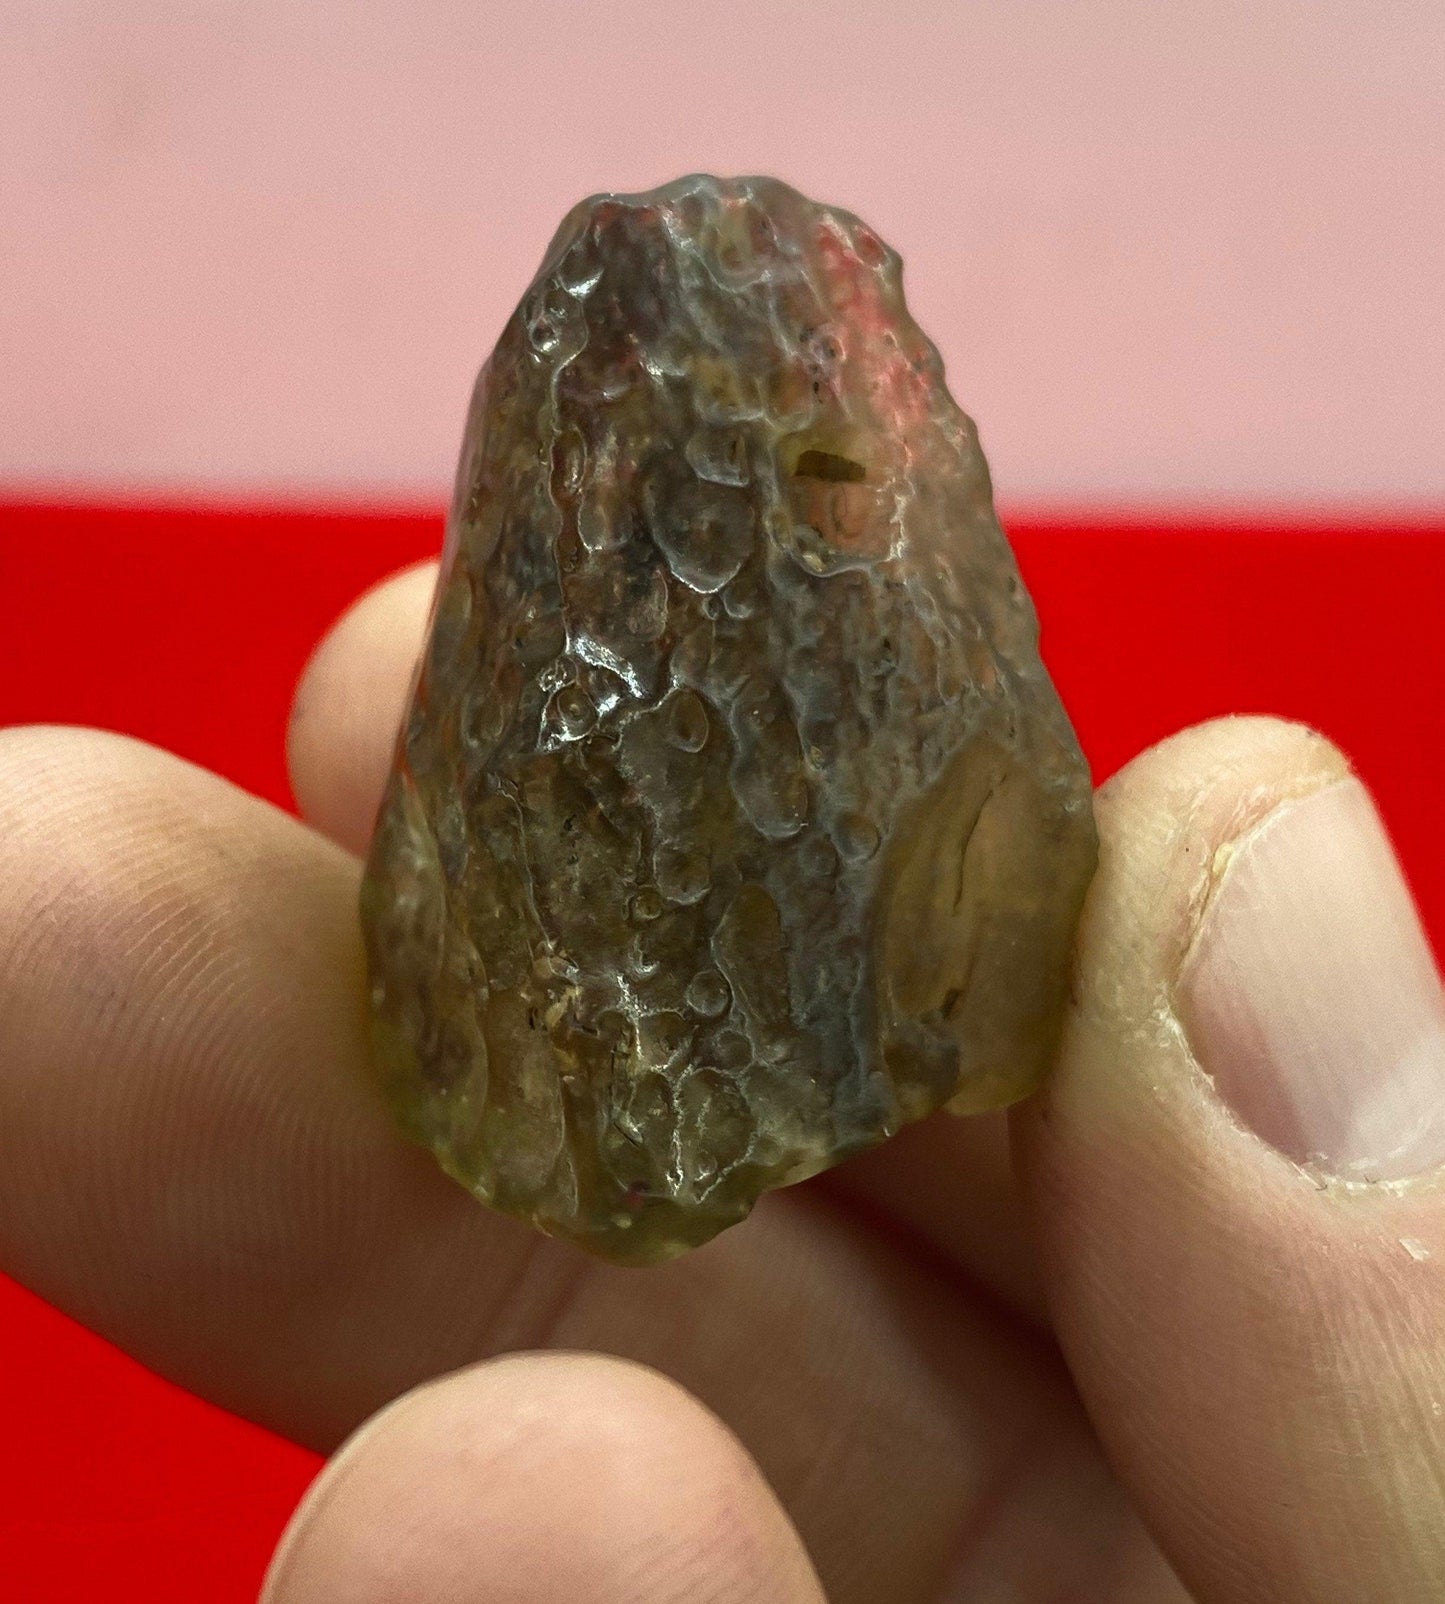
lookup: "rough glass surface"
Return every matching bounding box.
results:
[361,174,1097,1263]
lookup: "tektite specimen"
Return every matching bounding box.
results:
[361,175,1097,1263]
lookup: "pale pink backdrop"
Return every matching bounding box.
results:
[3,1,1442,510]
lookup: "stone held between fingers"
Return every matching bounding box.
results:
[360,173,1097,1263]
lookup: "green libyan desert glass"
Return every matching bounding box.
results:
[360,174,1097,1264]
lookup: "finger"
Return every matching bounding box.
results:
[0,725,1178,1603]
[262,1353,825,1604]
[284,563,1044,1318]
[830,1109,1043,1320]
[1018,716,1445,1601]
[287,561,437,855]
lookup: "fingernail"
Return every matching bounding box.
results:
[1178,777,1445,1181]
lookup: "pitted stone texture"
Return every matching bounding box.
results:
[361,175,1097,1263]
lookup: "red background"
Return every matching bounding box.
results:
[1,501,1443,1599]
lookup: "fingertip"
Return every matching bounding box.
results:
[1017,713,1445,1599]
[263,1352,825,1604]
[1082,715,1351,1007]
[1016,711,1356,1302]
[288,562,438,856]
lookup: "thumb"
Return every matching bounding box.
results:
[1017,716,1445,1602]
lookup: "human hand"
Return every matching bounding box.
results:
[2,561,1442,1602]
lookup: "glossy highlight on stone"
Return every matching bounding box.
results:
[361,174,1098,1263]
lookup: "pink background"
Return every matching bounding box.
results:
[4,0,1443,510]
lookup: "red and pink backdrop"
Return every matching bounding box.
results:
[3,2,1443,1597]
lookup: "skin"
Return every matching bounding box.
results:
[0,561,1441,1601]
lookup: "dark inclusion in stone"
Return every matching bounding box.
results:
[360,174,1098,1264]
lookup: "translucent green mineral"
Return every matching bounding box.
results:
[361,174,1097,1263]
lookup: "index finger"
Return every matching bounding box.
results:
[0,722,1125,1604]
